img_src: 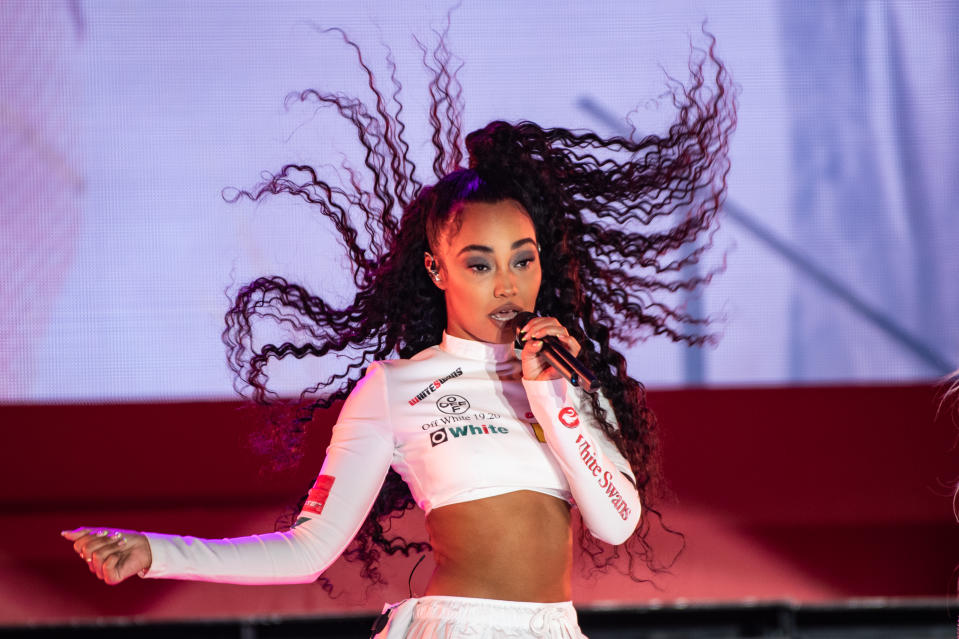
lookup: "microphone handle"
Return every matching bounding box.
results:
[539,335,601,394]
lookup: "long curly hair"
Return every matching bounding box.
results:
[221,26,737,591]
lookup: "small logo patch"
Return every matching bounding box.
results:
[530,422,546,442]
[558,407,580,428]
[525,411,546,442]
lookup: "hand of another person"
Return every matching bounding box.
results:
[61,526,152,585]
[518,316,581,381]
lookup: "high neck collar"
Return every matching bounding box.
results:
[440,331,519,363]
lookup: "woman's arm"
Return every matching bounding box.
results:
[523,378,641,545]
[71,362,395,586]
[516,316,642,545]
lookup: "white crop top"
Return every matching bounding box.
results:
[374,332,630,513]
[138,332,641,584]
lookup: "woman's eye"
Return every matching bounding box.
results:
[468,263,490,273]
[514,257,535,269]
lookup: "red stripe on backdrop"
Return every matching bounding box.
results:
[1,383,955,624]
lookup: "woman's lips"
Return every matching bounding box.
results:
[489,309,519,322]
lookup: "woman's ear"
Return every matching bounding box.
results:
[424,252,445,290]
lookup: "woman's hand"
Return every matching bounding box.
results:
[518,316,581,381]
[61,526,152,585]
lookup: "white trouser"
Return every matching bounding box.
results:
[371,595,588,639]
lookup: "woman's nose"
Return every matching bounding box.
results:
[494,271,518,297]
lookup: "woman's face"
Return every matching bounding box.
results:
[429,199,541,344]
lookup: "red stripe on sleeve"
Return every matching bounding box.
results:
[302,475,336,515]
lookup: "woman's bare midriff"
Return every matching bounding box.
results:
[423,489,572,602]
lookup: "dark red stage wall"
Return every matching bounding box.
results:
[1,383,955,625]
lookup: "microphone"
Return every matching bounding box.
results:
[511,311,601,394]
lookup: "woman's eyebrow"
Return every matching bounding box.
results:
[456,238,536,256]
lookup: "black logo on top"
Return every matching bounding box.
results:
[436,394,469,414]
[428,424,509,447]
[430,428,449,446]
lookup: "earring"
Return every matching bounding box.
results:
[425,252,442,282]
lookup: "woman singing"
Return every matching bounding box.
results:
[62,29,736,638]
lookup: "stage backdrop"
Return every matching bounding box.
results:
[2,1,957,404]
[2,0,958,627]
